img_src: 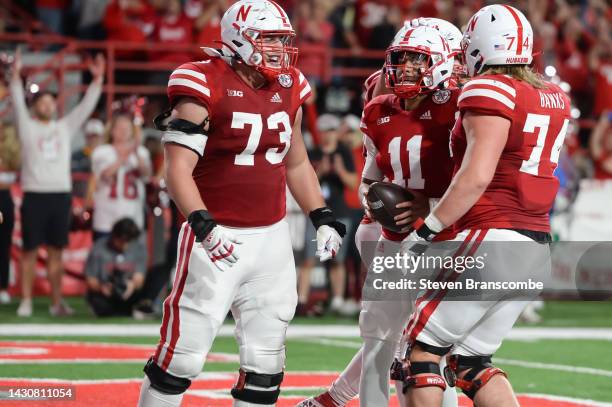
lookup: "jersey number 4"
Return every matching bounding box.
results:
[520,113,569,176]
[232,112,292,166]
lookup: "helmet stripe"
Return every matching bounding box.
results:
[403,28,416,42]
[502,5,524,56]
[268,0,291,28]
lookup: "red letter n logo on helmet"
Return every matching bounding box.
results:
[236,5,252,22]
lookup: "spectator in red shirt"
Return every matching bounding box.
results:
[188,0,225,50]
[103,0,156,60]
[296,0,335,85]
[150,0,193,64]
[590,111,612,180]
[589,41,612,117]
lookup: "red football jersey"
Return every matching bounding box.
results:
[167,55,311,227]
[363,69,382,105]
[451,74,571,232]
[361,90,459,239]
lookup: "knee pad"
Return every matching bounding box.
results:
[444,355,507,400]
[143,357,191,395]
[231,369,284,405]
[390,339,452,380]
[390,341,450,392]
[401,361,447,393]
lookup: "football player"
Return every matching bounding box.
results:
[298,24,461,407]
[137,1,346,406]
[400,5,571,407]
[353,17,465,267]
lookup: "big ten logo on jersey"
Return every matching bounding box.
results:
[227,89,244,97]
[377,116,391,125]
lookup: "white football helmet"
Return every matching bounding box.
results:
[220,0,297,80]
[405,17,466,81]
[385,25,454,99]
[462,4,534,77]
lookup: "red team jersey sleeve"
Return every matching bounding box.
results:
[296,70,312,106]
[363,69,383,105]
[458,75,517,121]
[167,62,213,110]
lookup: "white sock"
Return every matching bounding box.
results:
[137,376,183,407]
[359,338,396,407]
[440,357,458,407]
[328,346,363,404]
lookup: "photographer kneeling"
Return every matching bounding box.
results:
[85,218,148,317]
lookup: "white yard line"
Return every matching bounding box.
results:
[2,324,612,340]
[300,338,612,379]
[495,358,612,378]
[517,393,612,407]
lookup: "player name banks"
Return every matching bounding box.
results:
[373,279,544,291]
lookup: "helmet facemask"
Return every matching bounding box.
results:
[450,50,469,85]
[241,28,298,80]
[385,47,440,99]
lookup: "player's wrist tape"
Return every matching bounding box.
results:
[187,210,217,242]
[413,214,445,241]
[309,207,347,237]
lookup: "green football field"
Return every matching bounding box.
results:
[1,298,611,406]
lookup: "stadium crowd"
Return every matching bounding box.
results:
[0,0,610,318]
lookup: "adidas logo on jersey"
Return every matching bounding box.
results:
[420,110,432,120]
[270,93,282,103]
[227,89,244,97]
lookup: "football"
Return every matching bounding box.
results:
[366,182,414,232]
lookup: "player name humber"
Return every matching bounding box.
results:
[539,91,566,109]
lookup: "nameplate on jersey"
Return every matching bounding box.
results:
[432,89,451,104]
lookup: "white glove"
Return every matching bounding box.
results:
[201,226,242,272]
[400,228,430,258]
[315,225,343,262]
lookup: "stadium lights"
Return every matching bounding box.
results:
[571,107,581,119]
[559,81,571,93]
[545,65,557,77]
[29,83,39,93]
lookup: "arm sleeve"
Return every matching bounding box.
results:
[161,129,208,157]
[62,80,103,136]
[458,77,516,121]
[362,133,383,180]
[9,76,31,140]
